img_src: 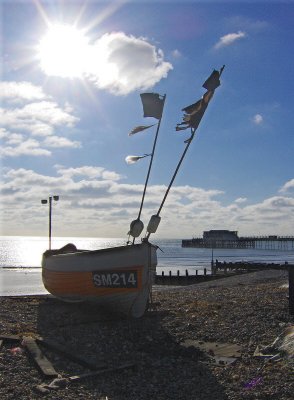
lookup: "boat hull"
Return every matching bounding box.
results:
[42,241,157,318]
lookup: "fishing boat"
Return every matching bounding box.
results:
[42,240,157,318]
[41,66,225,317]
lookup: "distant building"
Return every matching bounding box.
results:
[203,230,239,241]
[182,230,294,250]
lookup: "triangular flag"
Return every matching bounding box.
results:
[125,154,151,164]
[128,124,156,136]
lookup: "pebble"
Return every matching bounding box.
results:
[0,270,293,399]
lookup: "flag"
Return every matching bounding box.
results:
[176,90,214,131]
[125,154,151,164]
[140,93,164,119]
[202,69,221,91]
[128,123,156,136]
[175,66,224,131]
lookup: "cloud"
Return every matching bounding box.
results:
[87,32,172,94]
[0,81,49,102]
[234,197,247,204]
[0,81,81,157]
[55,165,122,181]
[1,166,294,237]
[214,31,246,49]
[0,139,51,157]
[172,49,182,58]
[252,114,263,125]
[81,32,172,95]
[279,179,294,193]
[2,101,78,129]
[44,136,81,149]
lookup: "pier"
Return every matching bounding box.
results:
[182,231,294,250]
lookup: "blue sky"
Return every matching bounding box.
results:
[1,0,294,239]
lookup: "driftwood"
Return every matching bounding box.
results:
[22,337,58,378]
[69,362,136,382]
[36,337,106,370]
[0,334,21,343]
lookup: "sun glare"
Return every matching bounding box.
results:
[38,24,90,78]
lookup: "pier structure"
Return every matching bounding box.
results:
[182,230,294,250]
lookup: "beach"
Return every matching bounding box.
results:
[0,269,293,399]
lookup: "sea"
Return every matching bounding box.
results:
[0,236,293,296]
[1,235,294,272]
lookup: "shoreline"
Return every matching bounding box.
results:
[1,269,293,399]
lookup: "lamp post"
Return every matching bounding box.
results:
[41,195,59,250]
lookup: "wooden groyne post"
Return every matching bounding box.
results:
[289,265,294,315]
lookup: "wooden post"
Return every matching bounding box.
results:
[289,266,294,315]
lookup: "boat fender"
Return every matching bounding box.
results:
[146,215,161,234]
[129,219,144,238]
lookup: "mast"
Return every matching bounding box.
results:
[136,94,166,223]
[127,93,166,243]
[145,66,225,240]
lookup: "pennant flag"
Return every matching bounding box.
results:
[125,154,151,164]
[128,123,157,136]
[140,93,164,120]
[176,66,224,131]
[176,90,214,131]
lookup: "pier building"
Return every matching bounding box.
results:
[182,230,294,250]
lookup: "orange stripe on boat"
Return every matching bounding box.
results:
[42,267,143,296]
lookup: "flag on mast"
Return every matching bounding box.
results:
[125,154,151,164]
[176,90,214,131]
[140,93,165,119]
[176,66,224,131]
[128,123,157,136]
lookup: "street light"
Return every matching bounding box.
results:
[41,195,59,250]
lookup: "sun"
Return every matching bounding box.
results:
[38,24,90,78]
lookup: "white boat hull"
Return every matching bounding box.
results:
[42,241,157,318]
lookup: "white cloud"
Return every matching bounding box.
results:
[214,31,246,49]
[279,179,294,193]
[252,114,263,125]
[0,139,51,157]
[55,165,122,181]
[4,101,78,128]
[0,81,80,157]
[234,197,247,204]
[37,27,172,95]
[1,166,294,237]
[44,136,81,148]
[0,81,49,102]
[84,32,173,95]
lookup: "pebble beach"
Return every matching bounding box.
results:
[0,269,293,399]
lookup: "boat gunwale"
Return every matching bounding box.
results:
[43,241,157,259]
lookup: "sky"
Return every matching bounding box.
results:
[1,0,294,240]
